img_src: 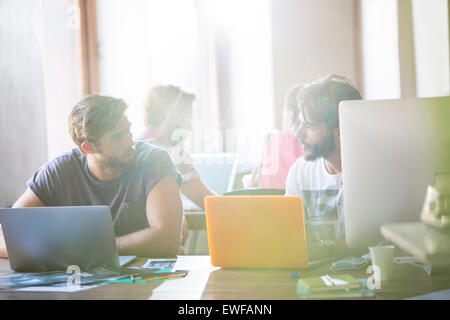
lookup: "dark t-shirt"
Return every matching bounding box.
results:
[26,141,182,236]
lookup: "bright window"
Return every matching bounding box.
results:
[96,0,274,164]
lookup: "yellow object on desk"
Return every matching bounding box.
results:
[136,272,188,281]
[105,271,189,283]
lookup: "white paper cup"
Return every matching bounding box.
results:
[369,245,395,281]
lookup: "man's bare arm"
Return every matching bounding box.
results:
[0,188,44,258]
[116,176,183,257]
[181,178,215,209]
[12,188,44,208]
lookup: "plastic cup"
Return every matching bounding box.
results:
[369,245,395,281]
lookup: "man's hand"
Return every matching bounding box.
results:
[116,176,183,257]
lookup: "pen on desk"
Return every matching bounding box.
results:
[105,275,185,283]
[137,273,187,281]
[104,271,188,283]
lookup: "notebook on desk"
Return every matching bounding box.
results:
[205,196,309,269]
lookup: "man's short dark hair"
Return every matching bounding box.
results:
[68,94,128,150]
[297,75,362,129]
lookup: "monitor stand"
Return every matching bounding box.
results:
[380,222,450,275]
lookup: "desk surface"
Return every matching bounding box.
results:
[1,256,449,300]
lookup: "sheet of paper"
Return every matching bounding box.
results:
[141,256,215,272]
[172,256,216,271]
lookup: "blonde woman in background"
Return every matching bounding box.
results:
[139,85,215,248]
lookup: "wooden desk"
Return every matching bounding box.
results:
[1,256,449,300]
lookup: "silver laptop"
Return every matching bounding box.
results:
[339,96,450,248]
[0,206,124,272]
[191,153,238,195]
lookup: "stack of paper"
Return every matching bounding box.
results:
[296,274,375,299]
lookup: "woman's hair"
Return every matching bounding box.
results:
[143,85,196,128]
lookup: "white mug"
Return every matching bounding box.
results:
[369,245,395,281]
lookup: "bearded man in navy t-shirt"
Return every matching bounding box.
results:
[0,94,184,258]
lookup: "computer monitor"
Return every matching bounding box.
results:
[339,96,450,248]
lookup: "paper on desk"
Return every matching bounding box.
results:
[173,256,218,271]
[142,256,216,272]
[406,288,450,300]
[149,257,218,300]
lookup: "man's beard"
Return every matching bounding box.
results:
[99,149,136,170]
[101,156,135,170]
[300,133,336,161]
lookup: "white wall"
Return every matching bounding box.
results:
[360,0,401,100]
[96,0,153,137]
[0,0,49,206]
[271,0,358,128]
[0,0,83,206]
[41,0,83,159]
[412,0,450,97]
[213,0,275,163]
